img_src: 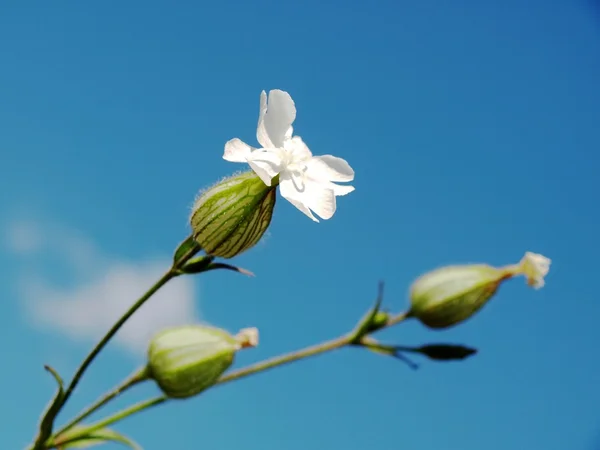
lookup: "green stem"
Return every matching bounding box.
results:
[386,310,411,327]
[31,269,174,450]
[65,334,351,434]
[54,368,148,438]
[58,269,176,412]
[217,333,352,386]
[33,237,200,449]
[90,397,167,430]
[50,397,167,449]
[75,311,411,431]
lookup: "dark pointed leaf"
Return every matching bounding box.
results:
[414,344,477,361]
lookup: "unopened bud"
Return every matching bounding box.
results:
[409,251,551,329]
[409,264,507,329]
[146,325,258,399]
[190,171,276,258]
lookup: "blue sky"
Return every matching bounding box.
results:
[1,1,599,449]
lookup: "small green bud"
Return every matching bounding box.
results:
[409,264,510,329]
[190,171,276,259]
[147,325,258,399]
[371,311,390,329]
[409,252,552,329]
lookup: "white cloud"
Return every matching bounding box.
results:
[4,219,44,255]
[5,220,200,355]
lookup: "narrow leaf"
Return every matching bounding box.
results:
[33,365,66,448]
[352,282,388,341]
[360,338,419,370]
[54,426,142,449]
[178,255,215,274]
[204,262,255,277]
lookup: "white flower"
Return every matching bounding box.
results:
[519,251,551,289]
[223,89,355,222]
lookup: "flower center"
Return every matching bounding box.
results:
[280,148,307,174]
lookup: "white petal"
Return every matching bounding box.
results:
[256,90,296,149]
[303,179,336,220]
[279,173,318,222]
[246,149,283,186]
[306,155,354,182]
[519,252,551,289]
[223,138,254,162]
[289,168,306,192]
[256,91,272,148]
[307,177,354,197]
[331,183,355,196]
[286,136,312,161]
[280,172,336,221]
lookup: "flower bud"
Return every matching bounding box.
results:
[146,325,258,399]
[409,251,551,329]
[190,171,276,258]
[409,264,508,329]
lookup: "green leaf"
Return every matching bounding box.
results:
[173,236,201,267]
[204,262,255,277]
[54,426,142,449]
[33,365,66,448]
[351,282,389,342]
[360,338,419,369]
[177,255,215,274]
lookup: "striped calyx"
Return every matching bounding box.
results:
[147,325,239,399]
[409,264,511,329]
[190,171,276,258]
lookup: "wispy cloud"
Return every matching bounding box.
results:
[4,219,45,255]
[4,219,200,355]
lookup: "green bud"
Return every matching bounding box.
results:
[146,325,258,399]
[190,171,276,259]
[371,311,390,329]
[409,264,511,329]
